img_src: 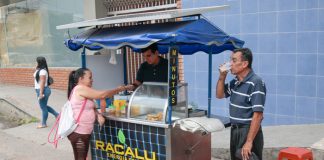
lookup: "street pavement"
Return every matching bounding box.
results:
[0,84,73,160]
[0,84,324,160]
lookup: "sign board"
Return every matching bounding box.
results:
[169,46,178,105]
[91,120,167,160]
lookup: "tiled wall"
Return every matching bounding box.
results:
[182,0,324,125]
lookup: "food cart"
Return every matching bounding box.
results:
[57,5,244,160]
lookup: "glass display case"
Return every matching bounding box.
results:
[127,82,168,122]
[171,83,188,119]
[127,82,188,123]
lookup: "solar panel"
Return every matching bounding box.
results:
[56,5,229,30]
[103,0,178,15]
[107,3,178,16]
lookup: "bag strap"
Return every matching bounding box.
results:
[48,114,61,148]
[69,86,87,123]
[76,99,87,123]
[69,87,88,123]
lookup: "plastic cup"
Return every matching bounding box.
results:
[100,99,106,113]
[119,100,126,107]
[115,105,121,117]
[115,101,121,117]
[220,62,231,72]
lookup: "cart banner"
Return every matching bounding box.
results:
[169,46,178,105]
[91,120,167,160]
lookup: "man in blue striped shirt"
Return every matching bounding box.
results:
[216,48,266,160]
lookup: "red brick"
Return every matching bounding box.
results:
[0,68,73,91]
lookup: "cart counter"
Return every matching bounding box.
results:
[91,114,210,160]
[90,82,210,160]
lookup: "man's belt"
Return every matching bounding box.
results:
[231,124,250,129]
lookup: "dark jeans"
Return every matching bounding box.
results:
[35,87,58,126]
[230,125,263,160]
[68,132,91,160]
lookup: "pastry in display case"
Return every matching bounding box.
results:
[127,82,189,123]
[146,112,163,121]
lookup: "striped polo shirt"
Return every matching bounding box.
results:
[224,70,266,125]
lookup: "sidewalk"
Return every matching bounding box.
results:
[211,125,324,159]
[0,84,324,160]
[0,84,73,160]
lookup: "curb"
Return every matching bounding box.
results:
[0,97,37,125]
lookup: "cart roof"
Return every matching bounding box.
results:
[65,18,244,55]
[56,5,229,30]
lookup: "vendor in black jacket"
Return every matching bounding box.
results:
[128,43,168,90]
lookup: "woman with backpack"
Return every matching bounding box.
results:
[67,68,130,160]
[34,56,58,129]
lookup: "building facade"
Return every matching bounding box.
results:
[0,0,83,89]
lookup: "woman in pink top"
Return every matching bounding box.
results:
[67,68,129,160]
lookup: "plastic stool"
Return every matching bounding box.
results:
[278,147,313,160]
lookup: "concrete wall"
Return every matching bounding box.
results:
[84,0,106,19]
[0,0,83,90]
[0,0,184,90]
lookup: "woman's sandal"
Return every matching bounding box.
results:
[36,125,47,129]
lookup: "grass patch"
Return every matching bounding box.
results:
[19,117,39,124]
[0,114,39,128]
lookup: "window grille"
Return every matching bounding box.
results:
[102,0,183,83]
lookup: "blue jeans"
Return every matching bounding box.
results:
[35,87,59,126]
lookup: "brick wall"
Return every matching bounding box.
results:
[0,68,74,90]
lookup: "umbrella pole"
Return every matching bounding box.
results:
[208,51,212,118]
[81,47,86,68]
[122,47,128,85]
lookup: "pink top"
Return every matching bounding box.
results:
[70,86,96,134]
